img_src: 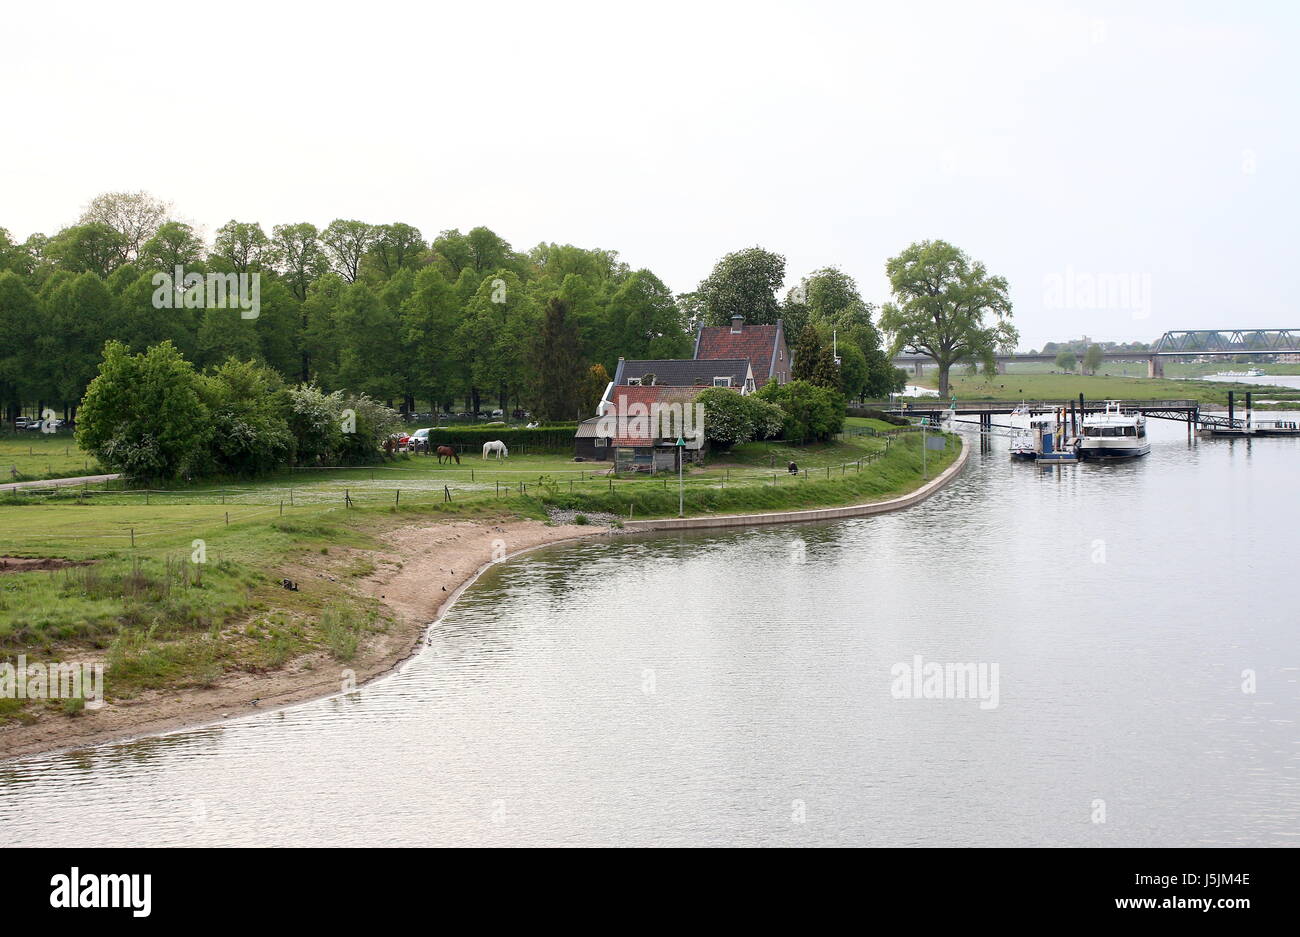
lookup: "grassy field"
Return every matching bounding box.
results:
[0,425,955,723]
[1002,360,1300,379]
[908,370,1299,405]
[0,432,104,482]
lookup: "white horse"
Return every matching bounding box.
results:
[482,440,509,459]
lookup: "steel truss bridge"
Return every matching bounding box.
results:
[890,329,1300,377]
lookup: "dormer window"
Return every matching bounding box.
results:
[730,314,744,333]
[713,376,732,387]
[626,377,641,386]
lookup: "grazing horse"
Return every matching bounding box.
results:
[436,445,460,465]
[482,440,509,460]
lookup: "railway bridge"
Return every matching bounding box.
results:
[891,329,1300,378]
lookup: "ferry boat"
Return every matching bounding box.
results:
[1215,368,1265,378]
[1078,401,1150,461]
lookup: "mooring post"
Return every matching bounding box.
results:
[1246,392,1253,433]
[1228,391,1235,429]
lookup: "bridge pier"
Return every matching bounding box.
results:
[913,360,925,377]
[996,360,1007,374]
[1147,356,1165,378]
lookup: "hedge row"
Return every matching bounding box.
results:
[846,406,910,426]
[410,424,578,452]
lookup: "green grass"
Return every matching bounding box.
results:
[1003,360,1300,379]
[0,432,102,482]
[0,427,957,721]
[910,370,1298,405]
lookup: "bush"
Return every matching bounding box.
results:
[755,380,845,442]
[696,388,786,449]
[573,513,589,525]
[76,340,211,481]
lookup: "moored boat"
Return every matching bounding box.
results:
[1078,401,1150,460]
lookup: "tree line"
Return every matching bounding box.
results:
[0,192,908,426]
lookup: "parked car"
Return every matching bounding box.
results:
[407,428,433,451]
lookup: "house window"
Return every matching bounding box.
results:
[713,376,732,387]
[626,377,641,386]
[594,436,607,448]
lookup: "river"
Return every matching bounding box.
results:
[2,416,1297,847]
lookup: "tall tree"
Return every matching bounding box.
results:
[1083,343,1103,374]
[531,298,583,421]
[697,246,786,326]
[78,191,170,263]
[139,221,205,271]
[879,240,1017,398]
[44,223,126,277]
[320,219,377,282]
[607,269,690,363]
[212,221,271,273]
[365,223,426,279]
[271,223,328,300]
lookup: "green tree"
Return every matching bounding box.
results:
[755,379,844,443]
[271,223,328,300]
[401,266,459,411]
[335,281,401,402]
[837,343,868,399]
[531,297,583,421]
[0,273,41,419]
[879,240,1017,398]
[78,191,170,263]
[697,246,786,326]
[791,325,827,383]
[365,223,426,279]
[45,272,119,415]
[139,221,205,271]
[45,223,126,277]
[320,219,377,282]
[76,341,211,480]
[607,269,690,363]
[1083,343,1103,374]
[1055,350,1077,372]
[211,221,271,273]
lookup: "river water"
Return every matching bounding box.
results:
[2,417,1297,847]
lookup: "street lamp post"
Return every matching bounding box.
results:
[676,435,686,516]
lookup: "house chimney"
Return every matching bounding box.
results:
[730,314,744,333]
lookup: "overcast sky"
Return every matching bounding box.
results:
[3,0,1295,349]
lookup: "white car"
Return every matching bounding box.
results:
[407,428,433,451]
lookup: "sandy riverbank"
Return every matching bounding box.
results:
[0,517,602,759]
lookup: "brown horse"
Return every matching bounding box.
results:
[436,445,460,465]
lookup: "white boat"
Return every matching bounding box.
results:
[1078,401,1150,461]
[1009,409,1060,460]
[1215,368,1265,378]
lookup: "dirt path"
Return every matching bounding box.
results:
[0,473,121,492]
[0,517,601,760]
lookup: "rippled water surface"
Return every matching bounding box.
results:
[2,418,1297,846]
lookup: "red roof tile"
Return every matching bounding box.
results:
[695,321,789,386]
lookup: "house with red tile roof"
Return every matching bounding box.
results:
[693,314,792,388]
[575,384,705,470]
